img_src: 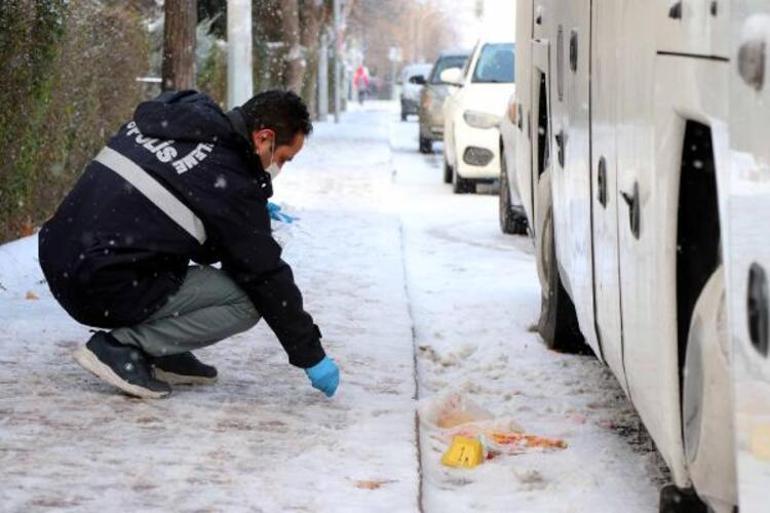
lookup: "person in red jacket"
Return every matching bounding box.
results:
[353,64,370,104]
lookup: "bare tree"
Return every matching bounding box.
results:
[300,0,330,116]
[281,0,304,93]
[347,0,459,80]
[163,0,197,90]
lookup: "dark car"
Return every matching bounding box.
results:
[399,63,433,121]
[418,50,471,153]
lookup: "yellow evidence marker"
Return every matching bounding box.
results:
[441,435,485,468]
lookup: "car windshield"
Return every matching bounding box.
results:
[429,55,469,84]
[472,43,515,84]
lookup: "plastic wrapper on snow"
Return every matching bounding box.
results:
[418,391,568,457]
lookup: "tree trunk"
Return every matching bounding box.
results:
[281,0,304,93]
[299,0,324,116]
[162,0,197,91]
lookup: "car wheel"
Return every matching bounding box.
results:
[443,157,453,184]
[536,206,587,353]
[452,166,475,194]
[419,136,433,154]
[500,154,528,235]
[401,111,408,122]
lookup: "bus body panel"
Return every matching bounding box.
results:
[547,0,601,357]
[590,0,627,390]
[730,3,770,511]
[517,0,734,494]
[657,0,730,58]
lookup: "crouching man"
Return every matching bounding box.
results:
[38,90,339,399]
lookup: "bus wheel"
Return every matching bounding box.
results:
[536,207,586,353]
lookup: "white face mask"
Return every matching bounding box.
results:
[265,137,281,180]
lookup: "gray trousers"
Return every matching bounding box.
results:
[111,266,261,357]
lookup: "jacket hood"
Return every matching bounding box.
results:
[133,90,248,149]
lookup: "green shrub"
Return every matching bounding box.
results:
[198,40,227,107]
[0,0,150,242]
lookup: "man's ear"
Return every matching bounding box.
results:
[251,129,275,152]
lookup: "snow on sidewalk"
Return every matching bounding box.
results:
[0,108,419,512]
[1,100,668,513]
[389,113,666,512]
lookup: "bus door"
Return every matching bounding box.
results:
[530,35,552,263]
[590,0,626,389]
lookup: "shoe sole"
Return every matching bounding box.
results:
[153,367,218,386]
[73,347,170,399]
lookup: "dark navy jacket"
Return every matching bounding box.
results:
[38,91,324,368]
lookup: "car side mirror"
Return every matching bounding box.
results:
[409,75,427,85]
[439,67,464,87]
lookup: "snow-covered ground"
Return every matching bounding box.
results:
[0,101,665,512]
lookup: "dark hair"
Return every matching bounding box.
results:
[240,90,313,146]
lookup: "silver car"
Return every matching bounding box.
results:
[399,63,433,121]
[418,50,471,154]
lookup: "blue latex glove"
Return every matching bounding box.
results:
[267,202,297,224]
[305,357,340,398]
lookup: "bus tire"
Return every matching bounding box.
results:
[537,207,586,352]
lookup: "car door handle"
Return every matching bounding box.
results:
[597,157,608,208]
[748,263,769,357]
[555,129,567,168]
[620,182,640,239]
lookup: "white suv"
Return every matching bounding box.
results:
[441,39,516,194]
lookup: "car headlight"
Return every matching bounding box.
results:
[463,110,501,129]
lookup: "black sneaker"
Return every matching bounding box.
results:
[73,332,171,399]
[150,352,218,385]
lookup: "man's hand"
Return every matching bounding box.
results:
[305,357,340,397]
[267,202,297,224]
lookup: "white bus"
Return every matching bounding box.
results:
[507,1,769,510]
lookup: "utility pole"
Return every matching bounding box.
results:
[162,0,197,91]
[333,0,341,123]
[318,32,329,121]
[227,0,253,109]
